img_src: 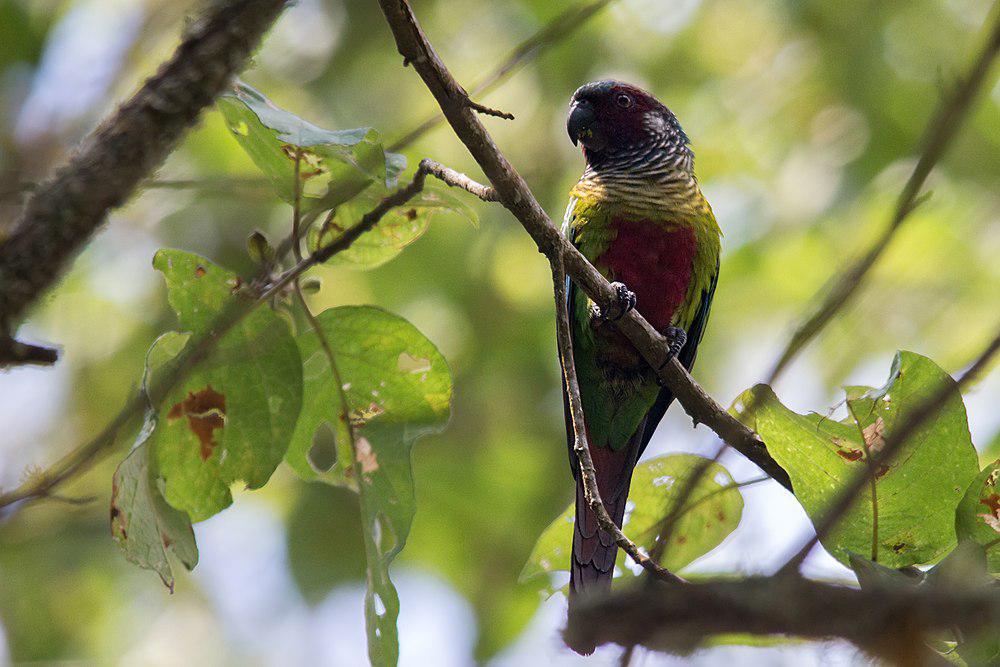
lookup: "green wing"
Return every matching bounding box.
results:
[637,259,719,454]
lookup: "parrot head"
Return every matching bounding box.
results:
[567,80,690,170]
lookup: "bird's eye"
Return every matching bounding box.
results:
[615,93,633,108]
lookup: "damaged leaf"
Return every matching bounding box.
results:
[733,351,980,568]
[286,305,451,483]
[956,460,1000,573]
[167,386,226,461]
[284,305,451,666]
[149,250,303,522]
[520,454,743,585]
[111,414,197,591]
[308,183,478,270]
[217,80,403,214]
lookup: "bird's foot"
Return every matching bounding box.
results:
[593,282,636,322]
[655,327,687,385]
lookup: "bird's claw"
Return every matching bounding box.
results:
[594,282,636,322]
[655,327,687,385]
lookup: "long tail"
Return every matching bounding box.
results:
[567,434,638,656]
[568,431,640,601]
[570,467,630,596]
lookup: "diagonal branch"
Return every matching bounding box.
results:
[778,326,1000,574]
[766,12,1000,384]
[552,255,683,584]
[376,0,793,492]
[388,0,617,151]
[0,0,289,367]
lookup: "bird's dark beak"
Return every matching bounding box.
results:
[567,100,604,150]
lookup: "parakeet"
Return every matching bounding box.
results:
[562,81,721,601]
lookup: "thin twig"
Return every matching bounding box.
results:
[0,0,288,362]
[552,255,682,584]
[465,98,515,120]
[419,159,497,201]
[766,12,1000,383]
[778,327,1000,574]
[376,0,793,492]
[388,0,617,151]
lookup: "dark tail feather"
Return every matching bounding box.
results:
[567,469,632,656]
[570,475,630,597]
[568,418,644,603]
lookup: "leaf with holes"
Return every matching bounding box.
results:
[217,80,404,214]
[956,460,1000,573]
[308,182,478,270]
[520,454,743,585]
[733,350,979,568]
[285,306,451,665]
[111,413,197,591]
[148,249,303,522]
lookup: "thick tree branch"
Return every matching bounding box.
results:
[766,13,1000,383]
[376,0,793,492]
[0,0,288,365]
[565,576,1000,663]
[552,255,682,585]
[778,326,1000,574]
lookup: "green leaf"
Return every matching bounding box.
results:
[287,483,366,604]
[308,183,479,270]
[848,551,923,590]
[520,453,743,584]
[111,414,198,592]
[925,540,993,589]
[926,542,1000,665]
[285,306,452,666]
[982,430,1000,463]
[149,249,303,522]
[216,80,403,213]
[733,351,980,568]
[246,230,276,266]
[955,460,1000,573]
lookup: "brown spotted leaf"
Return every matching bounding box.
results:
[111,415,197,591]
[956,460,1000,573]
[148,250,303,522]
[284,305,451,666]
[167,386,226,461]
[734,351,980,567]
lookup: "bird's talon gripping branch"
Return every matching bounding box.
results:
[656,327,687,376]
[595,281,636,322]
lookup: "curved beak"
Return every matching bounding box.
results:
[567,100,604,150]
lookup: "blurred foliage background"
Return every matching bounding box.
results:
[1,0,999,664]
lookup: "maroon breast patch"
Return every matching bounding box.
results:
[598,218,696,331]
